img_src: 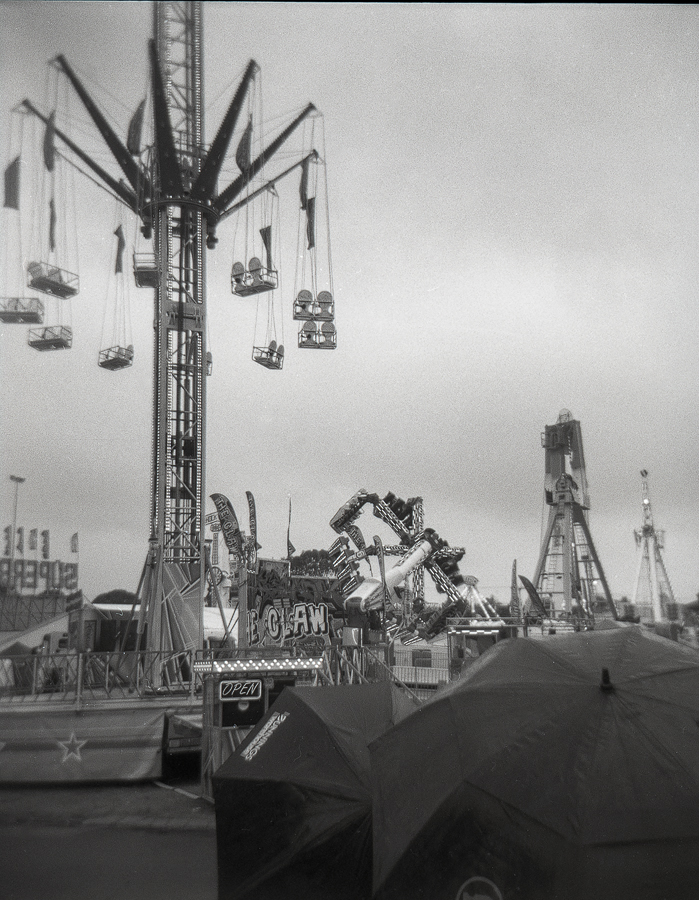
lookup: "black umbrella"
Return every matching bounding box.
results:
[213,681,416,900]
[371,627,699,900]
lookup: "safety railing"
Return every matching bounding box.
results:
[0,649,201,705]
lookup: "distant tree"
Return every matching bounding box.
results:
[290,549,335,577]
[92,588,139,606]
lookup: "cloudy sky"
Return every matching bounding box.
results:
[1,2,697,604]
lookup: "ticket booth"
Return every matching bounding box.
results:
[195,653,325,797]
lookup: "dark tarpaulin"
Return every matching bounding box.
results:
[235,117,252,172]
[258,226,272,273]
[48,198,56,252]
[43,111,56,172]
[126,99,146,155]
[305,196,316,249]
[299,155,310,210]
[4,156,20,209]
[213,682,416,900]
[371,627,699,900]
[114,225,126,274]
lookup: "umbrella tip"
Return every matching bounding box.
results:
[600,667,614,693]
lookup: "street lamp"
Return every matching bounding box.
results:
[9,475,25,595]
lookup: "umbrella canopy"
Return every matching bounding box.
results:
[371,627,699,900]
[213,681,417,900]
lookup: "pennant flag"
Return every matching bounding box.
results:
[510,559,521,621]
[29,529,38,551]
[306,196,316,250]
[43,111,56,172]
[235,117,253,172]
[16,527,24,555]
[71,533,79,553]
[210,493,244,563]
[126,99,146,155]
[246,491,258,571]
[114,225,126,274]
[4,156,20,209]
[49,198,56,252]
[299,156,310,210]
[259,225,272,272]
[41,529,50,560]
[519,574,548,618]
[286,497,295,559]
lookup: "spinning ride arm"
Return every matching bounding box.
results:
[328,489,501,641]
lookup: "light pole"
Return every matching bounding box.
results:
[9,475,25,595]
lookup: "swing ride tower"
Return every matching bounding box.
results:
[8,0,325,672]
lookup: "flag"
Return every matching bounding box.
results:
[510,559,521,621]
[286,497,295,559]
[41,530,50,560]
[49,198,56,252]
[245,491,258,571]
[29,529,38,551]
[71,533,79,553]
[4,156,20,209]
[259,225,272,271]
[306,196,315,250]
[43,111,56,172]
[16,527,24,555]
[235,117,252,172]
[126,99,146,155]
[210,493,244,563]
[114,225,126,274]
[299,156,310,210]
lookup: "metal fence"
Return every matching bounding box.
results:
[0,649,197,704]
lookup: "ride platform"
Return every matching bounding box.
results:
[28,325,73,351]
[0,297,44,324]
[27,262,79,299]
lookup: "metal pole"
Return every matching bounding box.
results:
[9,475,25,595]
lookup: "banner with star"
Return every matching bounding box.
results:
[0,706,167,781]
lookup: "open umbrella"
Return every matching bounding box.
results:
[213,681,417,900]
[371,627,699,900]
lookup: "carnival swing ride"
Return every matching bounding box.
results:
[0,1,336,679]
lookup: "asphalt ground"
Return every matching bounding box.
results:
[0,774,218,900]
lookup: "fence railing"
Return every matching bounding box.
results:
[0,649,199,704]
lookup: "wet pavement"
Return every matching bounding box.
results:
[0,778,218,900]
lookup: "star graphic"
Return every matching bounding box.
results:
[57,732,87,763]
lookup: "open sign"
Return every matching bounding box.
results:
[219,679,262,702]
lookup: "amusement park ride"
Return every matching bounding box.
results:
[529,409,617,624]
[1,1,335,680]
[631,469,677,624]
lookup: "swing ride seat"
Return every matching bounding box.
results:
[28,324,73,351]
[0,297,45,324]
[292,289,316,321]
[317,321,337,350]
[315,290,334,321]
[26,261,79,299]
[253,341,284,370]
[298,321,319,349]
[98,344,134,370]
[231,258,278,297]
[133,252,158,288]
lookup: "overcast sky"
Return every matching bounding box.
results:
[1,2,697,604]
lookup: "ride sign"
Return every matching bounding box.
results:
[219,679,262,702]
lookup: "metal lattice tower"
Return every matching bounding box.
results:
[150,2,206,570]
[631,469,676,623]
[533,410,617,620]
[17,0,320,673]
